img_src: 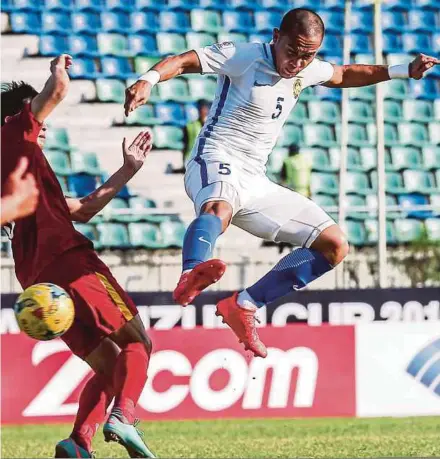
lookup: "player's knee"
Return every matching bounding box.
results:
[201,201,232,232]
[312,225,350,266]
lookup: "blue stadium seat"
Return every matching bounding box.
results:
[350,33,372,54]
[433,33,440,53]
[381,11,406,32]
[74,0,104,11]
[382,0,411,10]
[314,85,342,101]
[322,0,345,11]
[413,0,440,9]
[253,11,282,33]
[68,34,98,57]
[68,174,97,197]
[155,102,187,127]
[317,11,344,34]
[72,12,101,33]
[249,32,272,43]
[223,11,253,33]
[128,34,157,55]
[199,0,228,9]
[185,103,199,122]
[45,0,73,10]
[320,34,342,56]
[68,58,99,79]
[40,34,68,56]
[402,33,432,54]
[11,0,43,11]
[407,10,437,32]
[159,11,190,32]
[398,194,432,219]
[100,173,133,198]
[292,0,321,9]
[134,0,166,11]
[101,57,133,79]
[227,0,260,9]
[105,0,134,11]
[168,0,199,10]
[101,11,130,32]
[10,12,41,33]
[351,10,373,33]
[383,33,401,53]
[256,0,284,10]
[130,12,158,33]
[409,79,438,100]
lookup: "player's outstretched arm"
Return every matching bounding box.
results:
[1,157,39,225]
[31,54,72,123]
[124,51,202,116]
[324,53,439,88]
[66,130,152,223]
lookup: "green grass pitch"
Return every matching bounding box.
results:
[2,417,440,458]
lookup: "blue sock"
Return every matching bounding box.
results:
[182,214,222,271]
[247,248,333,306]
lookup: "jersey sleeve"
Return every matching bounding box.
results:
[302,58,335,87]
[194,42,258,77]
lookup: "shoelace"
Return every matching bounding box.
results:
[133,419,145,438]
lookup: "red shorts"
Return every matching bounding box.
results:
[35,246,138,359]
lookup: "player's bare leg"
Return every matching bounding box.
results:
[173,200,231,306]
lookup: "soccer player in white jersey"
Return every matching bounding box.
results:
[126,8,439,358]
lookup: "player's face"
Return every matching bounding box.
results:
[37,123,47,149]
[273,30,322,78]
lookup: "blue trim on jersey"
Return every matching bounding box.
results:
[195,76,231,187]
[262,43,269,59]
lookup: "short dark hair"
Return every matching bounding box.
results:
[280,8,325,40]
[1,81,38,126]
[197,99,211,111]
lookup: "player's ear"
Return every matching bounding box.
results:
[273,28,280,44]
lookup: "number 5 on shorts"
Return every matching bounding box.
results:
[218,163,231,175]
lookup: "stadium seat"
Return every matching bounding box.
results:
[365,194,400,220]
[383,79,408,100]
[153,125,183,149]
[303,124,335,147]
[402,33,433,54]
[39,34,68,56]
[345,220,367,246]
[68,57,99,79]
[435,100,440,120]
[159,11,190,33]
[45,0,73,8]
[106,0,134,12]
[422,146,440,170]
[367,123,399,147]
[42,11,71,33]
[130,12,158,32]
[428,122,440,144]
[199,0,228,9]
[186,32,216,49]
[135,0,166,11]
[286,102,308,125]
[44,150,72,175]
[45,127,70,151]
[409,79,438,100]
[402,100,433,123]
[320,34,342,56]
[344,124,371,148]
[394,219,425,243]
[358,147,380,171]
[155,102,186,126]
[310,172,338,196]
[425,219,440,241]
[383,100,403,123]
[222,11,253,33]
[314,85,342,102]
[72,12,101,33]
[318,11,343,34]
[347,100,374,123]
[124,104,160,125]
[386,52,413,67]
[102,197,131,222]
[383,33,401,53]
[128,34,157,56]
[187,77,217,100]
[312,195,337,217]
[349,85,375,101]
[70,151,101,175]
[371,171,405,194]
[129,197,170,223]
[308,101,340,124]
[227,0,260,10]
[350,33,372,54]
[97,33,129,56]
[253,11,281,32]
[345,171,372,195]
[433,33,440,53]
[351,10,373,33]
[218,32,247,43]
[97,223,130,249]
[389,147,424,171]
[249,32,272,43]
[74,223,100,249]
[353,53,376,65]
[398,122,429,146]
[322,0,345,10]
[277,125,303,147]
[101,11,130,32]
[10,12,41,33]
[185,103,199,122]
[75,0,104,11]
[156,32,187,55]
[56,175,69,195]
[382,0,412,10]
[68,173,97,197]
[413,0,440,10]
[128,223,166,249]
[430,194,440,217]
[101,56,133,79]
[364,219,397,245]
[343,195,368,220]
[158,78,191,102]
[190,9,222,33]
[160,219,186,248]
[407,10,437,32]
[10,0,43,11]
[381,11,406,32]
[403,170,436,194]
[68,34,98,57]
[398,194,432,219]
[300,148,330,172]
[134,56,160,74]
[168,0,199,10]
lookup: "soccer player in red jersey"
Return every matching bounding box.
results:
[1,55,155,458]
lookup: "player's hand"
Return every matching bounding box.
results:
[50,54,73,73]
[3,157,39,220]
[124,81,152,116]
[409,54,440,80]
[122,130,153,173]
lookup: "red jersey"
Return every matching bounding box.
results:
[1,103,92,288]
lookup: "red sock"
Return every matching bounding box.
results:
[113,342,149,424]
[71,372,114,452]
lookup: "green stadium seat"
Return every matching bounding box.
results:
[267,148,288,175]
[217,32,247,43]
[134,56,160,74]
[153,125,183,149]
[402,100,433,122]
[190,9,222,33]
[56,175,70,195]
[327,147,374,172]
[365,194,400,220]
[429,122,440,144]
[344,194,367,220]
[303,148,334,172]
[186,32,216,49]
[425,218,440,242]
[158,78,191,102]
[383,100,403,122]
[300,87,316,101]
[286,102,307,124]
[394,219,425,243]
[366,123,399,146]
[160,219,186,248]
[128,197,170,223]
[157,32,187,55]
[96,223,130,249]
[102,197,132,223]
[403,170,437,194]
[303,124,335,147]
[70,151,101,175]
[308,101,340,123]
[345,220,367,246]
[312,194,337,214]
[371,171,405,194]
[359,147,381,171]
[97,33,129,56]
[45,127,70,151]
[277,125,303,147]
[344,124,371,147]
[347,100,374,123]
[430,194,440,218]
[124,104,160,125]
[96,79,125,103]
[354,53,376,65]
[345,171,372,195]
[364,219,396,245]
[434,100,440,120]
[45,150,71,175]
[422,146,440,170]
[128,222,166,249]
[383,79,408,100]
[73,223,100,249]
[187,77,217,101]
[310,172,338,196]
[349,85,375,101]
[389,147,424,171]
[398,122,430,146]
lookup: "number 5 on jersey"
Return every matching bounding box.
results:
[272,97,285,120]
[218,163,231,175]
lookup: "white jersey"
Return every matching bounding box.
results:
[192,41,334,173]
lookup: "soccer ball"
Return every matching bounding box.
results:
[14,283,75,341]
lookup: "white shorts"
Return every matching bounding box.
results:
[184,151,335,248]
